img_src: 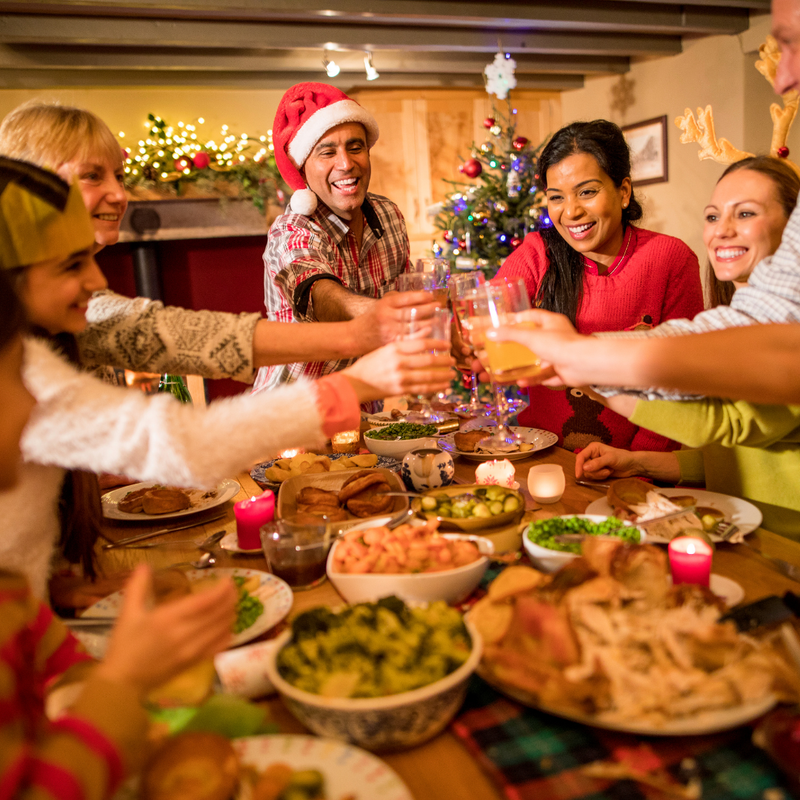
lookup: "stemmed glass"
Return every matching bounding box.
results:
[399,306,452,424]
[466,277,541,451]
[449,272,492,416]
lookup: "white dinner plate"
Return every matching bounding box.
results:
[101,478,240,522]
[585,487,762,543]
[83,567,293,648]
[438,426,558,462]
[233,735,413,800]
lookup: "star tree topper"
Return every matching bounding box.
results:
[485,53,517,100]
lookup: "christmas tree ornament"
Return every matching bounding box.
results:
[507,168,522,198]
[512,136,529,151]
[511,157,523,172]
[458,239,467,250]
[192,151,210,169]
[466,187,478,200]
[443,230,453,243]
[472,202,491,224]
[494,200,508,214]
[480,142,494,155]
[175,158,191,172]
[483,117,496,129]
[461,158,483,178]
[527,205,540,218]
[475,258,489,269]
[490,124,502,136]
[484,52,518,100]
[510,236,523,250]
[432,243,444,256]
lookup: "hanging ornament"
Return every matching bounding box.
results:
[432,243,444,257]
[484,52,517,100]
[443,230,453,243]
[472,202,491,224]
[490,124,502,137]
[465,187,478,200]
[480,141,494,155]
[511,157,523,172]
[527,205,540,218]
[192,151,210,169]
[175,157,192,173]
[458,239,467,250]
[507,168,522,198]
[483,117,496,129]
[499,162,508,171]
[494,200,508,214]
[512,136,529,151]
[510,236,523,250]
[461,158,483,178]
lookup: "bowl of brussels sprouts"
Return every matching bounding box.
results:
[412,484,525,532]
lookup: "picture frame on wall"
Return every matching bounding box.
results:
[622,116,668,186]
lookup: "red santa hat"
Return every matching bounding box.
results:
[272,82,380,215]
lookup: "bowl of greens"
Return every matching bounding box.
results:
[363,422,439,458]
[263,597,481,751]
[523,514,643,573]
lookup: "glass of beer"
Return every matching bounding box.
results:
[397,271,449,309]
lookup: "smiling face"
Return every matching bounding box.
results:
[545,152,632,268]
[57,153,127,249]
[19,248,107,335]
[0,335,35,489]
[703,169,789,287]
[301,122,371,221]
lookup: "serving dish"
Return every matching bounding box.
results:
[101,478,240,522]
[438,426,557,462]
[263,620,482,751]
[411,483,525,532]
[363,431,439,459]
[233,735,413,800]
[83,568,293,648]
[522,515,641,573]
[586,488,763,542]
[277,468,408,530]
[327,529,494,604]
[251,454,400,491]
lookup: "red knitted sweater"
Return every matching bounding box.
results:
[496,226,704,452]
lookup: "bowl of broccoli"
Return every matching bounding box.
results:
[263,597,482,751]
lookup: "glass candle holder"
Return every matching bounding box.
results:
[527,464,565,504]
[331,429,361,454]
[234,491,275,550]
[668,536,713,587]
[475,459,517,488]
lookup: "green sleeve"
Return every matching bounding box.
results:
[630,398,800,449]
[674,448,705,485]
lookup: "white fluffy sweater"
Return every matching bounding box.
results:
[4,337,330,598]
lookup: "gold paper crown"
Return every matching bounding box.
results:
[675,36,800,174]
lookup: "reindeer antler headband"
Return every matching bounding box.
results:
[676,36,800,174]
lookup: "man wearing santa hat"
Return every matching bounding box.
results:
[253,82,430,393]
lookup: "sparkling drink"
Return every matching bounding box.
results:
[484,318,541,381]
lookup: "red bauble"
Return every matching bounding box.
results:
[512,137,529,151]
[461,158,483,178]
[443,230,453,243]
[121,148,130,162]
[175,158,192,172]
[457,239,467,249]
[510,236,523,250]
[779,146,791,158]
[483,117,496,129]
[192,152,211,169]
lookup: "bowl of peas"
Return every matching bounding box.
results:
[523,515,643,572]
[412,484,525,532]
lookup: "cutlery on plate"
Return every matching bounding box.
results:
[718,523,800,582]
[114,530,227,550]
[575,479,612,491]
[102,513,226,549]
[169,553,216,569]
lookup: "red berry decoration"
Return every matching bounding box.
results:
[778,146,790,158]
[512,136,529,151]
[510,236,523,250]
[192,151,211,169]
[483,117,496,129]
[175,158,192,172]
[461,158,483,179]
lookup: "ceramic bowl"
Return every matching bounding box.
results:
[326,528,493,605]
[522,514,642,573]
[411,484,525,532]
[263,619,482,751]
[363,430,438,459]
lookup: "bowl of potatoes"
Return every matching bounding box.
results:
[411,484,525,532]
[251,452,397,489]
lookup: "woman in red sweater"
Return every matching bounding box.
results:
[497,120,704,452]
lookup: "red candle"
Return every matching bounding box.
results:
[668,536,713,587]
[234,492,275,550]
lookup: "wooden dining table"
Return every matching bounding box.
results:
[95,445,800,800]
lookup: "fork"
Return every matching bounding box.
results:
[717,522,800,582]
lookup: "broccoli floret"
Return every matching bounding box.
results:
[290,606,337,642]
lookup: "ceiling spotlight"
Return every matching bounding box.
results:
[364,51,379,81]
[322,51,340,78]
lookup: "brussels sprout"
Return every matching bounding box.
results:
[485,486,503,501]
[489,501,504,515]
[438,504,453,517]
[473,502,491,518]
[503,495,520,513]
[421,496,438,511]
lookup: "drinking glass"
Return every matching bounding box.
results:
[400,306,452,424]
[449,272,492,416]
[260,519,335,591]
[468,277,541,450]
[396,272,449,309]
[414,257,451,292]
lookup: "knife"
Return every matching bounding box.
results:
[102,512,226,549]
[719,591,800,632]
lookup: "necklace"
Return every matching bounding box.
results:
[604,227,633,277]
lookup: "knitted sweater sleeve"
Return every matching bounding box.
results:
[20,337,343,489]
[79,290,260,383]
[630,397,800,448]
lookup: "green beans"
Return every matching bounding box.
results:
[365,423,438,441]
[233,588,263,633]
[526,516,639,554]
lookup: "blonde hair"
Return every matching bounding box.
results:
[0,99,122,171]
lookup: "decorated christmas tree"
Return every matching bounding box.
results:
[432,55,551,277]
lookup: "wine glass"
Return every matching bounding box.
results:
[449,272,492,416]
[468,277,541,451]
[399,306,452,424]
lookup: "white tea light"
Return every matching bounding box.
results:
[475,459,516,488]
[527,464,565,504]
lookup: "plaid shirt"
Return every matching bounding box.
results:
[252,193,410,393]
[595,201,800,400]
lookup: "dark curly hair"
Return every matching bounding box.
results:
[536,120,642,325]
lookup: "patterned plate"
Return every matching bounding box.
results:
[251,453,401,490]
[439,426,558,462]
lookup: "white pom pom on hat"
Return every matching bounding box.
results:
[272,82,379,216]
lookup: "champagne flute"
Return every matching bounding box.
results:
[449,272,492,416]
[469,278,541,451]
[400,306,452,424]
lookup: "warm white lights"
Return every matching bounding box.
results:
[364,50,379,81]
